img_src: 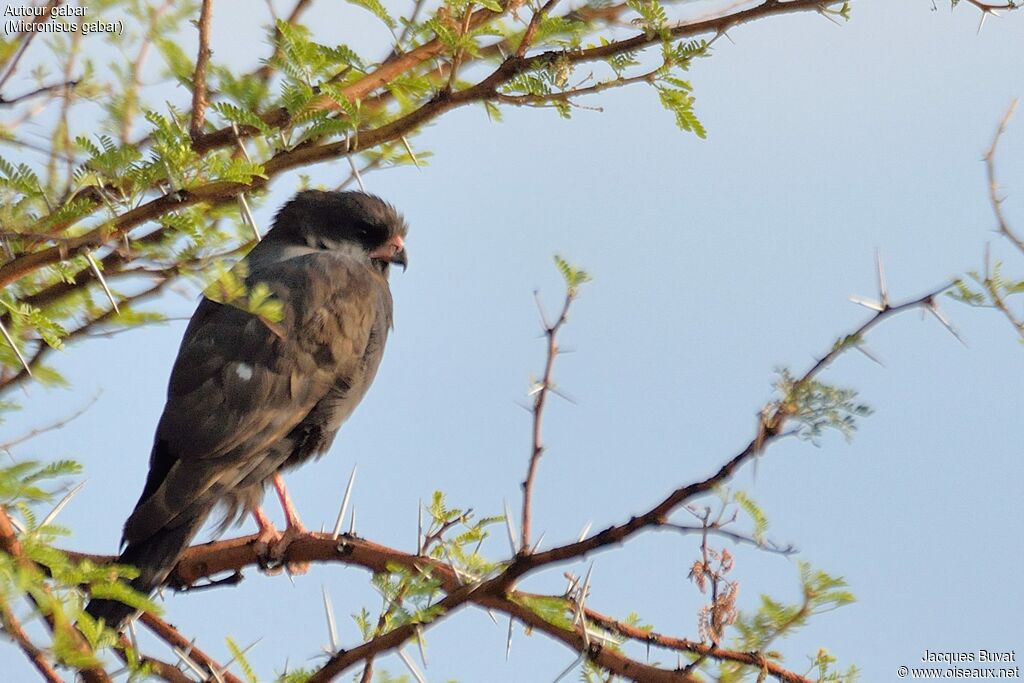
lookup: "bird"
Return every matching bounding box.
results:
[85,190,408,628]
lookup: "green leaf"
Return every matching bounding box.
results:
[553,254,591,294]
[734,491,768,544]
[211,102,273,135]
[346,0,398,29]
[514,594,574,630]
[226,636,260,683]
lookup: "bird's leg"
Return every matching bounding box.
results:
[264,473,311,575]
[252,506,279,544]
[251,506,286,575]
[272,472,307,534]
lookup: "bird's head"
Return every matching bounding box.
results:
[266,190,408,274]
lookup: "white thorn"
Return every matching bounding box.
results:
[486,609,500,627]
[85,250,119,313]
[818,6,842,25]
[41,481,85,527]
[848,295,884,312]
[223,637,261,669]
[347,155,366,192]
[401,136,422,169]
[928,301,968,347]
[579,562,594,608]
[416,625,428,668]
[397,647,428,683]
[531,530,546,553]
[417,498,423,554]
[126,619,138,653]
[875,249,888,308]
[505,615,514,661]
[577,521,592,543]
[442,544,465,585]
[332,464,358,538]
[322,586,338,653]
[503,499,519,554]
[230,123,255,163]
[552,653,584,682]
[348,506,357,535]
[172,648,206,678]
[238,193,261,242]
[853,343,884,367]
[977,9,995,35]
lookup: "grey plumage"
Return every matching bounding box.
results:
[85,191,408,627]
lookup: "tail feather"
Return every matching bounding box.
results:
[85,509,210,629]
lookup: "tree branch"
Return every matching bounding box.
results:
[52,277,947,681]
[984,98,1022,253]
[190,0,215,138]
[521,288,573,552]
[0,394,99,451]
[0,0,840,315]
[0,0,63,92]
[0,80,79,108]
[138,612,246,683]
[582,607,814,683]
[0,506,111,683]
[0,594,63,683]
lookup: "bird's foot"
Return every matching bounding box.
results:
[251,513,311,576]
[270,521,311,576]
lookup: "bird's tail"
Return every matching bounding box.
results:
[84,509,210,630]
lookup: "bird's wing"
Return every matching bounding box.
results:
[122,252,384,545]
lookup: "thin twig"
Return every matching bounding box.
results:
[0,80,78,107]
[253,0,314,83]
[521,289,573,552]
[0,0,62,92]
[517,0,561,56]
[662,522,797,555]
[984,98,1022,253]
[190,0,215,138]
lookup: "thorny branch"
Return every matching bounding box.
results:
[49,283,951,682]
[0,506,111,683]
[521,287,574,553]
[190,0,215,138]
[0,394,99,451]
[0,0,842,295]
[985,99,1022,253]
[0,0,872,386]
[0,276,174,392]
[0,504,240,683]
[137,612,246,683]
[967,99,1024,340]
[0,594,64,683]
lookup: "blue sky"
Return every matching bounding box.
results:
[3,0,1023,681]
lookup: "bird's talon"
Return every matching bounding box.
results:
[269,525,311,576]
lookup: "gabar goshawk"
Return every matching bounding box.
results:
[86,190,408,628]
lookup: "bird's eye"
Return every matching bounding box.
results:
[316,239,329,250]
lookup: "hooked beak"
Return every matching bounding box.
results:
[370,235,408,272]
[391,248,408,272]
